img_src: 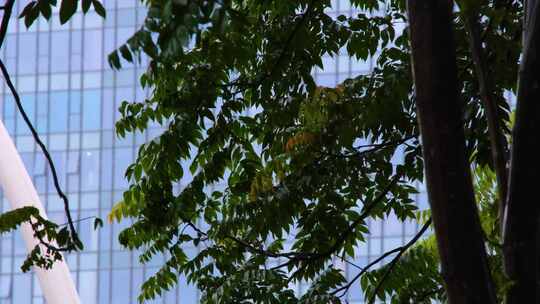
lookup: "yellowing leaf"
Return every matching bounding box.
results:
[108,201,127,223]
[285,131,316,152]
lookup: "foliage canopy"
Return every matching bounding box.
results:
[0,0,524,303]
[107,0,521,303]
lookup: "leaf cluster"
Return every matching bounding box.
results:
[107,0,521,302]
[18,0,105,28]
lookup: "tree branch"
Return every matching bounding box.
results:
[332,247,401,297]
[462,10,509,223]
[0,58,81,249]
[189,174,400,270]
[367,218,432,303]
[331,218,431,299]
[0,0,14,48]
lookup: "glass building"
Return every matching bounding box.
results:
[0,1,427,303]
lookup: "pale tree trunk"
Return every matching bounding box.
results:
[0,122,80,304]
[0,1,79,303]
[503,0,540,302]
[407,0,497,303]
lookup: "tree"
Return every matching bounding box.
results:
[407,1,496,302]
[503,0,540,301]
[108,0,532,303]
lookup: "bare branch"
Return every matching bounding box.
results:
[462,11,509,221]
[330,218,431,299]
[0,58,81,250]
[367,218,432,303]
[332,247,401,297]
[0,0,14,48]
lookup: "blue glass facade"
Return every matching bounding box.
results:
[0,1,427,303]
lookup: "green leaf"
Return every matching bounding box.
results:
[92,0,106,18]
[57,227,70,245]
[39,0,52,20]
[82,0,91,13]
[108,51,121,69]
[24,4,40,28]
[120,45,133,62]
[93,218,104,230]
[18,1,36,20]
[0,206,39,233]
[59,0,78,24]
[134,164,142,181]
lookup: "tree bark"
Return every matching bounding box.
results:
[503,0,540,302]
[407,1,497,303]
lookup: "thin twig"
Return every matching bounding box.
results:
[59,215,97,227]
[327,135,416,159]
[338,256,364,271]
[226,234,315,259]
[332,247,401,297]
[352,135,416,151]
[331,218,431,299]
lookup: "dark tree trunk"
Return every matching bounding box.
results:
[406,1,497,303]
[503,1,540,302]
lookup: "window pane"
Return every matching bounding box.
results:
[81,150,100,191]
[49,91,68,132]
[83,30,103,70]
[113,148,132,189]
[100,148,113,190]
[83,90,102,130]
[111,269,130,303]
[18,34,37,74]
[12,275,32,303]
[79,271,98,304]
[51,31,70,72]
